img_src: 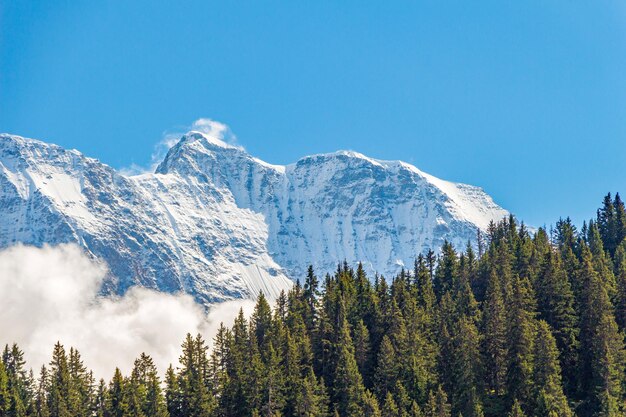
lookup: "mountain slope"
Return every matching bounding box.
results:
[0,131,508,303]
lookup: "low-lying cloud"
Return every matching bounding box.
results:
[0,244,255,379]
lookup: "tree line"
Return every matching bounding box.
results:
[2,192,626,417]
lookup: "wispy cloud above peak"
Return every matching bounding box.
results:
[120,118,239,176]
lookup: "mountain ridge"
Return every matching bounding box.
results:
[0,130,509,304]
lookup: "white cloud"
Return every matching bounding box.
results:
[189,118,242,149]
[0,244,255,379]
[121,118,240,176]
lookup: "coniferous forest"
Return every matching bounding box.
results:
[4,193,626,417]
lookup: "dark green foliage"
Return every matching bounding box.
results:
[5,193,626,417]
[48,343,71,417]
[532,321,572,417]
[434,242,458,300]
[534,249,579,397]
[506,400,525,417]
[424,386,451,417]
[332,301,367,416]
[577,244,625,416]
[481,270,507,413]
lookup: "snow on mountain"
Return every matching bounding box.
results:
[0,131,508,304]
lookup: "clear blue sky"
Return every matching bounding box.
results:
[1,1,625,227]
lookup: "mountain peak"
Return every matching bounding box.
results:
[182,131,241,150]
[0,131,510,305]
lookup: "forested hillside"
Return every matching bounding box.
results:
[2,193,626,417]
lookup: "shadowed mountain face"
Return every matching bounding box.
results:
[0,131,508,304]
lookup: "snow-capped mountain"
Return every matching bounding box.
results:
[0,130,508,304]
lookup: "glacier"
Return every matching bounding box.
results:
[0,130,508,304]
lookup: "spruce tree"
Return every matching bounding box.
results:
[352,319,372,385]
[614,241,626,330]
[292,369,328,417]
[597,193,619,256]
[362,390,382,417]
[165,365,181,417]
[3,344,30,417]
[373,336,397,400]
[578,244,625,416]
[614,193,626,248]
[94,379,106,417]
[177,334,216,417]
[105,368,126,417]
[587,221,617,298]
[252,292,273,354]
[434,242,458,300]
[505,276,536,411]
[506,400,525,417]
[34,366,50,417]
[67,347,93,417]
[48,343,71,417]
[448,317,483,417]
[333,300,366,417]
[424,386,451,417]
[414,255,435,312]
[0,360,10,416]
[535,250,579,396]
[481,269,507,412]
[130,353,167,417]
[532,321,573,417]
[382,392,400,417]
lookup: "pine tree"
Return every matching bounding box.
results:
[303,265,320,335]
[448,317,483,417]
[130,353,167,417]
[333,300,366,417]
[292,369,328,417]
[209,323,231,397]
[409,401,423,417]
[505,276,536,410]
[481,269,507,412]
[94,379,106,417]
[424,386,451,417]
[262,342,285,417]
[165,365,181,417]
[614,241,626,330]
[532,321,573,417]
[506,399,525,417]
[382,392,400,417]
[402,291,437,406]
[106,368,126,417]
[245,330,266,413]
[3,343,31,417]
[48,343,71,417]
[534,250,579,396]
[0,360,10,416]
[414,255,435,312]
[67,347,93,417]
[177,334,216,417]
[614,193,626,248]
[362,390,382,417]
[34,366,50,417]
[587,221,617,298]
[578,244,625,416]
[373,336,397,400]
[597,193,618,256]
[252,292,274,354]
[434,242,458,300]
[220,309,250,416]
[352,319,371,384]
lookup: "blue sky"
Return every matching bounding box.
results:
[1,1,625,227]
